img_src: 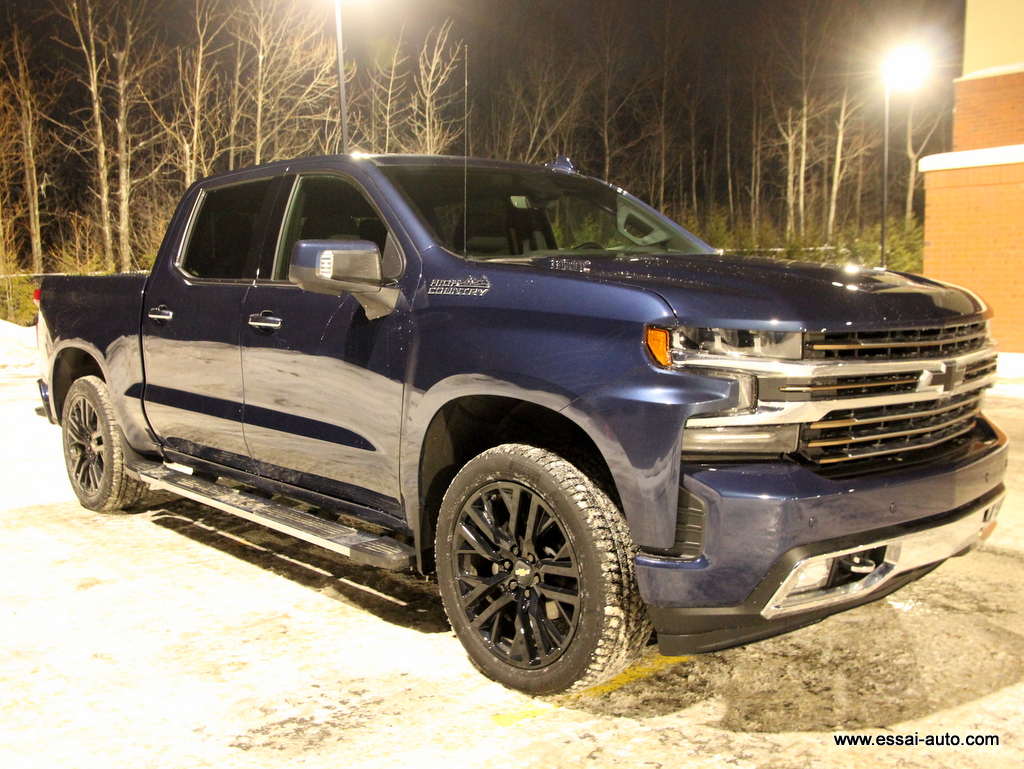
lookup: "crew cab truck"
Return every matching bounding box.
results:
[37,154,1008,695]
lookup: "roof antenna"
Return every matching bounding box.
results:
[545,154,575,173]
[462,44,469,257]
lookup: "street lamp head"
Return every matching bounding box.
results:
[883,45,930,92]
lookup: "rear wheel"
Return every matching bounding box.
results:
[435,444,651,694]
[62,376,146,512]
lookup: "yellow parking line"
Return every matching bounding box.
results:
[491,654,691,725]
[492,702,558,726]
[576,654,691,698]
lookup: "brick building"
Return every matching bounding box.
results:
[920,0,1024,351]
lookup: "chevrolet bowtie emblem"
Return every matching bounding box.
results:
[941,360,966,392]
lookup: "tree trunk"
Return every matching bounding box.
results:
[785,109,796,239]
[827,86,849,240]
[113,25,135,273]
[68,0,115,271]
[798,97,808,237]
[11,32,43,273]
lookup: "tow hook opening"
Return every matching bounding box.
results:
[790,545,889,596]
[832,546,888,588]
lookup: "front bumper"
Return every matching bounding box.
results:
[650,487,1003,656]
[636,415,1008,656]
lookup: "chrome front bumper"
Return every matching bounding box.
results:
[762,491,1005,619]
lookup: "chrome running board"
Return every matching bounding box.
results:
[134,462,415,571]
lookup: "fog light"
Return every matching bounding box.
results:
[681,424,800,455]
[790,559,833,594]
[983,498,1003,523]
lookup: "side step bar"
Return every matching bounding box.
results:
[134,462,415,571]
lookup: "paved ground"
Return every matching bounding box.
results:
[2,322,1024,768]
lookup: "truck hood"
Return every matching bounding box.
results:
[514,252,985,331]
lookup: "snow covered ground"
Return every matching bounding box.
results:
[0,320,36,372]
[3,319,1024,767]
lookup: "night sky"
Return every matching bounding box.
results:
[1,0,967,97]
[0,0,971,260]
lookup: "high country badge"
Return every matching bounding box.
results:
[427,277,491,296]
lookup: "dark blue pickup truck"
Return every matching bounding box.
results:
[37,154,1007,694]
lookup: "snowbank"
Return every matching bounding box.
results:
[0,319,37,371]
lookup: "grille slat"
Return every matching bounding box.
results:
[779,376,920,394]
[814,420,978,464]
[965,357,998,382]
[805,321,989,361]
[809,392,984,429]
[762,371,923,401]
[807,404,981,448]
[800,390,984,465]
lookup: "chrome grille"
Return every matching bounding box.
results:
[804,321,989,361]
[965,356,998,383]
[799,391,983,465]
[765,371,922,401]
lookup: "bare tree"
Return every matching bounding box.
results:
[0,75,20,277]
[164,0,230,187]
[404,22,463,156]
[355,30,411,154]
[110,7,168,272]
[747,72,770,237]
[6,30,51,273]
[231,0,338,166]
[588,3,644,182]
[60,0,115,270]
[826,82,852,240]
[903,95,943,227]
[485,52,590,165]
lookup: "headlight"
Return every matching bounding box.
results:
[645,326,803,365]
[643,325,801,419]
[675,326,803,360]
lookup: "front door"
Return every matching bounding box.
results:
[240,173,407,517]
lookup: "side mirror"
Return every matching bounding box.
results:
[288,239,398,319]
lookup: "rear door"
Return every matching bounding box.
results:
[142,176,280,471]
[240,172,407,517]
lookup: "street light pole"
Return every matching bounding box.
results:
[880,44,929,272]
[881,83,890,270]
[334,0,349,155]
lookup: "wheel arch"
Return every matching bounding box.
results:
[415,393,618,573]
[50,343,107,425]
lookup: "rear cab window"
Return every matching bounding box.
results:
[179,178,276,280]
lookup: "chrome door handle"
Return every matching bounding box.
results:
[147,306,173,322]
[248,312,282,331]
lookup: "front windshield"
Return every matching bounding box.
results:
[381,165,712,259]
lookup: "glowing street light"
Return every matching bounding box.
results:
[883,45,931,92]
[880,45,930,269]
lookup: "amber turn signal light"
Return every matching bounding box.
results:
[644,326,672,367]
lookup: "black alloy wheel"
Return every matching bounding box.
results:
[65,390,106,495]
[436,444,651,694]
[61,376,146,512]
[451,479,582,670]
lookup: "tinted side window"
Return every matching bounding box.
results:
[181,179,274,280]
[274,176,389,280]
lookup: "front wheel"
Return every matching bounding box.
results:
[62,376,146,512]
[435,444,651,694]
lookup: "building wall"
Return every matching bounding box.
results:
[920,0,1024,352]
[924,161,1024,352]
[963,0,1024,76]
[954,69,1024,151]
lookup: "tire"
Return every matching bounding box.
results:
[435,443,651,694]
[61,376,146,512]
